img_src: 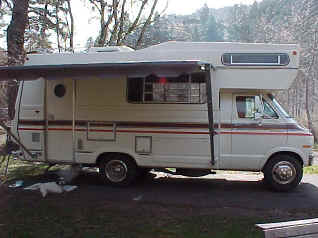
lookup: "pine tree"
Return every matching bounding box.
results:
[206,14,224,42]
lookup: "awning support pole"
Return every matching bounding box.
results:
[44,79,49,162]
[72,79,76,163]
[205,64,215,165]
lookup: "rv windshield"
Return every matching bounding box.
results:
[267,94,291,118]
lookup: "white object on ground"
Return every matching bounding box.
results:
[24,182,77,197]
[63,185,78,192]
[24,183,42,190]
[39,182,63,197]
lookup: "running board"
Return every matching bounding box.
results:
[154,168,216,177]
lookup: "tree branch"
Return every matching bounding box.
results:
[136,0,159,47]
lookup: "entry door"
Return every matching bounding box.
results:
[46,79,74,162]
[225,94,286,171]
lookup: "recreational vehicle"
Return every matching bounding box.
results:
[0,42,314,191]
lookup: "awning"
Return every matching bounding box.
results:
[0,61,206,81]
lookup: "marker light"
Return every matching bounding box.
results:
[159,77,167,84]
[303,145,312,148]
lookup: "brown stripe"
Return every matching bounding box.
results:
[18,120,305,131]
[19,120,209,129]
[18,127,312,136]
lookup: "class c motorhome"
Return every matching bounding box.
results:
[0,42,314,191]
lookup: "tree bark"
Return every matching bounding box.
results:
[55,0,61,52]
[109,0,119,45]
[66,0,74,51]
[6,0,29,120]
[306,76,317,142]
[135,0,158,48]
[116,0,127,45]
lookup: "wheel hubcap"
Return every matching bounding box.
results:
[272,161,296,185]
[105,160,128,183]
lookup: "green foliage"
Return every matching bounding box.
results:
[304,166,318,174]
[206,15,224,42]
[227,4,253,42]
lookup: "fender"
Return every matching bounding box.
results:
[92,146,140,165]
[260,147,306,169]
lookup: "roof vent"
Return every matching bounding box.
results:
[87,46,134,53]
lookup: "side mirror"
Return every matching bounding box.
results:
[254,112,262,120]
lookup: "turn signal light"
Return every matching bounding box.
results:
[302,145,312,148]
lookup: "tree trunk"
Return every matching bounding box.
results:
[287,89,290,114]
[6,0,29,120]
[96,1,115,47]
[96,5,105,46]
[135,0,158,48]
[66,0,74,51]
[306,76,317,142]
[55,0,61,52]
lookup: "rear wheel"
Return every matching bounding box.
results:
[263,154,303,192]
[99,154,137,187]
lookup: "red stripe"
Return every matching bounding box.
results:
[220,131,312,136]
[18,120,304,131]
[18,127,209,135]
[287,132,313,136]
[117,130,210,135]
[19,128,44,131]
[18,127,312,136]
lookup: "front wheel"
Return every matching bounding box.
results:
[263,154,303,192]
[99,154,138,187]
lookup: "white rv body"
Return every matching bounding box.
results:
[5,42,314,191]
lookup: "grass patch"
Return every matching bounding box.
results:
[1,158,48,181]
[0,197,264,238]
[0,157,66,185]
[0,159,266,238]
[0,157,316,237]
[304,165,318,174]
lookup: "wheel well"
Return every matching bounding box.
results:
[96,152,137,166]
[262,151,303,171]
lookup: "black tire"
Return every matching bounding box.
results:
[263,154,303,192]
[99,153,138,187]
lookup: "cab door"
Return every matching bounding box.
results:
[222,94,287,171]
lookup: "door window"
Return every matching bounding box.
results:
[262,99,278,119]
[236,96,261,118]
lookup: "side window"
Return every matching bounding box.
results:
[262,99,278,119]
[127,73,207,104]
[54,84,66,98]
[236,96,261,118]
